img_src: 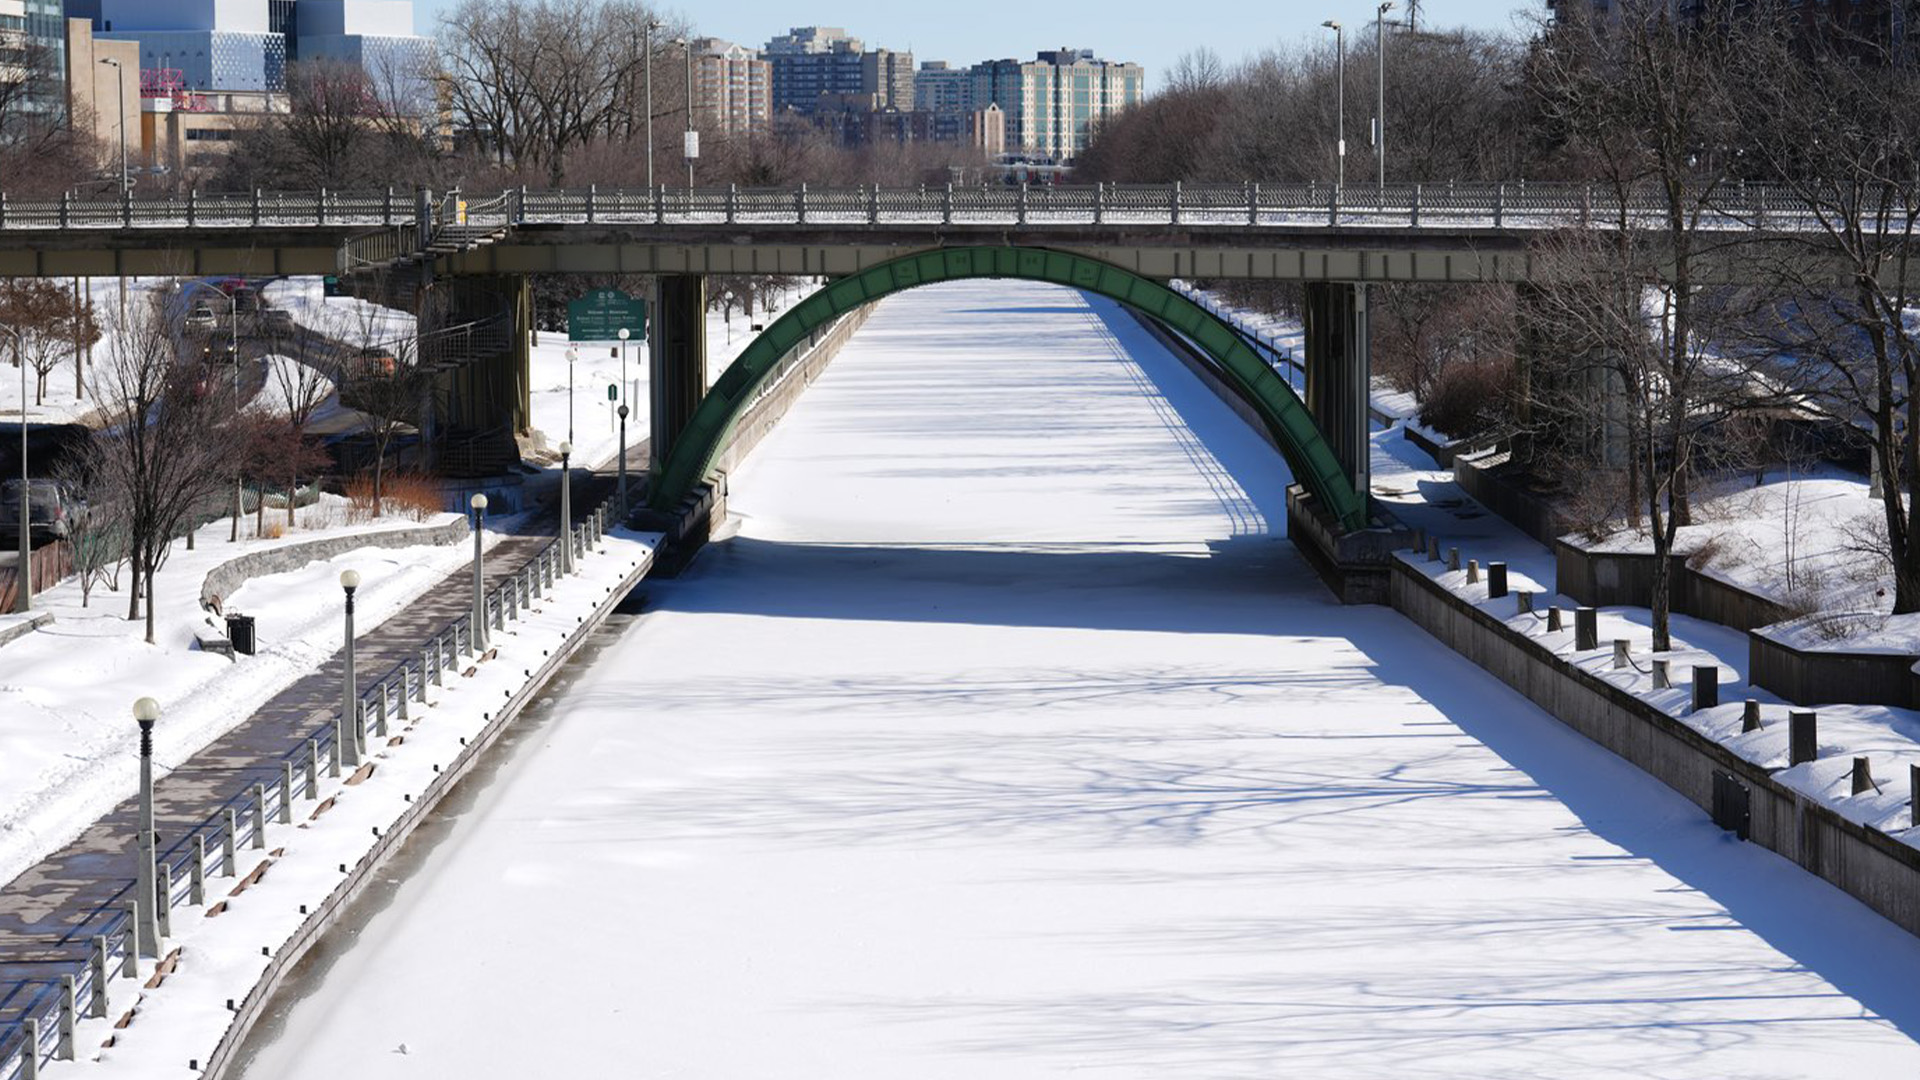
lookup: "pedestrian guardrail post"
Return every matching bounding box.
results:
[1692,666,1719,712]
[1329,184,1338,227]
[1575,608,1598,650]
[492,594,504,632]
[1092,181,1105,225]
[1018,182,1029,226]
[1789,711,1817,765]
[796,183,808,225]
[59,190,69,229]
[189,835,205,905]
[121,903,139,976]
[376,687,390,737]
[1852,756,1874,795]
[222,809,239,873]
[1611,639,1630,670]
[726,183,737,224]
[1487,561,1507,598]
[434,638,447,683]
[250,783,267,848]
[1246,180,1257,225]
[1581,183,1592,227]
[398,669,412,722]
[1411,183,1422,227]
[317,187,327,227]
[58,975,75,1060]
[90,937,110,1018]
[1170,180,1182,225]
[1494,182,1505,228]
[187,189,197,228]
[155,860,172,938]
[252,187,263,227]
[868,182,880,222]
[942,182,954,225]
[306,740,319,798]
[0,192,9,229]
[23,1018,38,1080]
[121,187,131,228]
[587,183,597,224]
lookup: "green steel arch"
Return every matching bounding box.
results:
[647,246,1367,530]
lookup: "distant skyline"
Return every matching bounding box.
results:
[407,0,1538,88]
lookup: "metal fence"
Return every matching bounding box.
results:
[0,497,621,1080]
[0,181,1868,241]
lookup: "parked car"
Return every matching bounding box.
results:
[0,479,85,545]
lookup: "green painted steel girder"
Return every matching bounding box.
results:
[647,246,1369,531]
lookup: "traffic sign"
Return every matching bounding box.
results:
[567,289,646,342]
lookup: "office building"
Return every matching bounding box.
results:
[915,60,972,114]
[971,49,1144,161]
[690,37,770,134]
[87,0,430,99]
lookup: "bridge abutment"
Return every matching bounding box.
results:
[649,274,709,476]
[1303,281,1371,500]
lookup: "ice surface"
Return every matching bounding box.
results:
[230,280,1920,1079]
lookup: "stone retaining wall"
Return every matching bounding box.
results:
[1553,539,1795,634]
[200,517,471,610]
[1392,557,1920,940]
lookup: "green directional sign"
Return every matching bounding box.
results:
[607,383,618,401]
[567,289,646,342]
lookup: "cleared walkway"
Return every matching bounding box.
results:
[237,281,1920,1079]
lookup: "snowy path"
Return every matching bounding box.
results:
[236,281,1920,1079]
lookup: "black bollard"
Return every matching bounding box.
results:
[1692,666,1719,712]
[1488,562,1508,599]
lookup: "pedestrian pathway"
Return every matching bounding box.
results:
[0,446,645,1014]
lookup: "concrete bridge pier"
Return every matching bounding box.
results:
[1303,281,1371,500]
[649,274,709,478]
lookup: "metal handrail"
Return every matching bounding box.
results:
[0,492,624,1080]
[0,181,1895,239]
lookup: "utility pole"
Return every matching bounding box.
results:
[1377,2,1393,191]
[1323,21,1345,197]
[680,38,696,188]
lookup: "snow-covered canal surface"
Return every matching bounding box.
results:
[237,281,1920,1078]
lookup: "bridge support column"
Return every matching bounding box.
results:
[1303,281,1371,501]
[649,274,708,478]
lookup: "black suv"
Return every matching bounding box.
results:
[0,479,86,545]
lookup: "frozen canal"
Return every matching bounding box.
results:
[238,281,1920,1078]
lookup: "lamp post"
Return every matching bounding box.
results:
[678,38,695,188]
[644,19,660,190]
[1376,2,1394,191]
[1323,20,1345,198]
[617,327,631,514]
[471,494,489,651]
[339,569,361,767]
[100,58,128,194]
[132,696,162,958]
[1,325,26,614]
[565,344,578,446]
[558,442,573,575]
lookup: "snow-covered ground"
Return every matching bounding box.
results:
[232,280,1920,1078]
[0,503,488,893]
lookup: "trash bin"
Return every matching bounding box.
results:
[226,614,257,656]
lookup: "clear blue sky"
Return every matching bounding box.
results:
[407,0,1539,87]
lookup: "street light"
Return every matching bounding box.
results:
[100,58,128,194]
[617,328,631,515]
[558,442,573,575]
[178,279,244,540]
[132,696,162,958]
[1376,2,1394,191]
[643,19,661,190]
[1,324,26,614]
[471,493,489,651]
[1323,20,1345,198]
[339,569,362,768]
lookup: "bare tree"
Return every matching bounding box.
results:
[87,292,231,643]
[1724,1,1920,612]
[0,280,100,405]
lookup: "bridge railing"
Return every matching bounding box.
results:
[0,181,1868,239]
[0,496,624,1080]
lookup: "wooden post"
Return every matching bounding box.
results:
[1852,756,1874,795]
[1788,711,1817,766]
[1466,559,1480,585]
[1742,699,1761,732]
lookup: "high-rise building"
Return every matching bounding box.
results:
[763,26,911,114]
[971,49,1144,161]
[690,36,770,135]
[0,1,28,86]
[1,0,74,123]
[915,60,972,114]
[88,0,430,98]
